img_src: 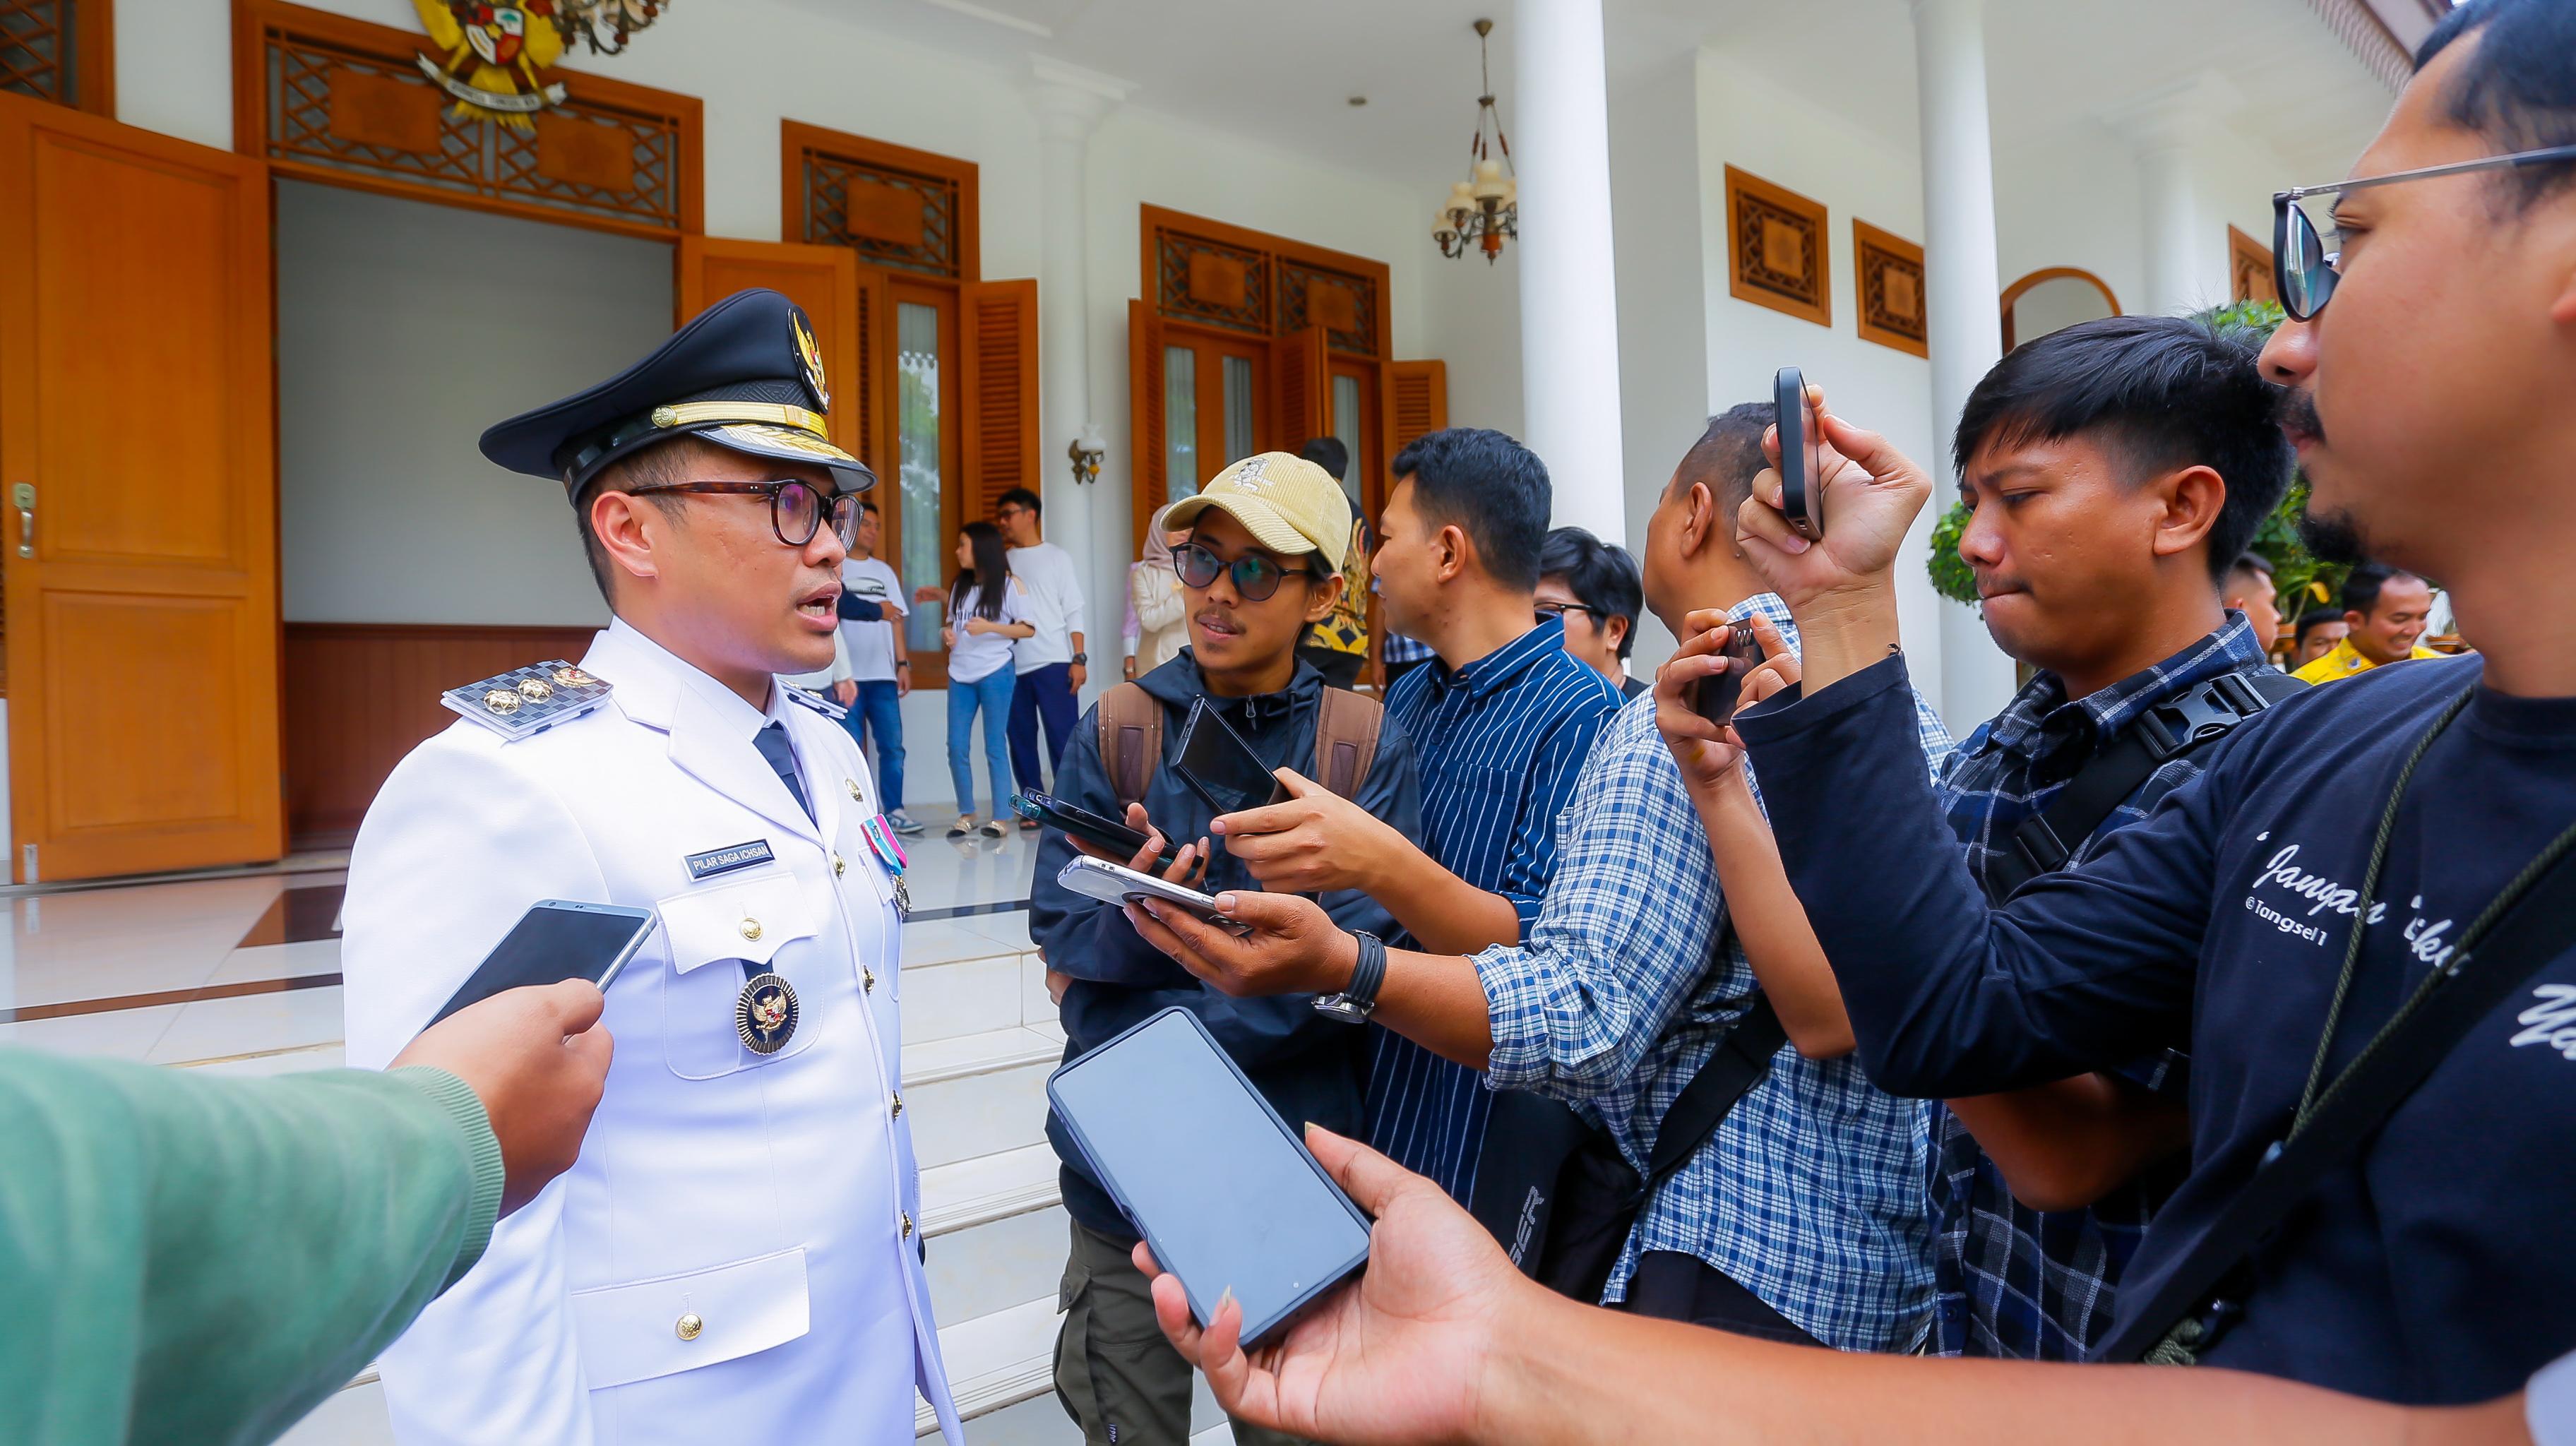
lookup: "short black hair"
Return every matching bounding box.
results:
[571,435,706,602]
[2293,609,2347,644]
[2226,553,2274,589]
[1539,526,1644,660]
[1673,402,1776,517]
[1390,427,1550,591]
[1951,314,2295,584]
[996,486,1042,517]
[2419,0,2576,208]
[1299,436,1350,482]
[2339,561,2427,619]
[860,498,881,516]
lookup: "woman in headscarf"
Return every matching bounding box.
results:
[1123,502,1189,676]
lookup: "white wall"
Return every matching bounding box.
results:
[1604,47,1710,671]
[275,179,664,625]
[1693,47,1948,693]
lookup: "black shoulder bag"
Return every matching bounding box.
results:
[1469,971,1789,1305]
[2102,685,2576,1363]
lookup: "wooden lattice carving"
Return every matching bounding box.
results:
[249,1,693,237]
[1157,232,1269,335]
[1854,220,1927,359]
[801,145,961,278]
[1281,261,1376,356]
[1,0,68,102]
[1726,165,1831,328]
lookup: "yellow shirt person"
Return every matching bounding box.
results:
[2289,634,2443,684]
[2289,563,2441,685]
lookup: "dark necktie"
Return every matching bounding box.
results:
[753,721,815,824]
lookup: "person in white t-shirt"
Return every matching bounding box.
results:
[837,500,922,835]
[996,486,1085,827]
[941,520,1037,838]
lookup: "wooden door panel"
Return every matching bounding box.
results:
[960,277,1039,522]
[675,236,863,464]
[0,91,282,882]
[1269,326,1328,455]
[1128,299,1164,556]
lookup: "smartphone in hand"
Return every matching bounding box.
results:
[1776,366,1825,539]
[1015,790,1171,871]
[1692,624,1770,729]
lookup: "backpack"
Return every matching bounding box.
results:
[1095,681,1383,806]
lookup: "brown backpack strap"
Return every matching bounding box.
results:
[1311,686,1383,799]
[1097,683,1163,811]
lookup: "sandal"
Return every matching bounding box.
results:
[948,816,974,839]
[979,819,1008,839]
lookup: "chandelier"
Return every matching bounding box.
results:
[1433,18,1517,264]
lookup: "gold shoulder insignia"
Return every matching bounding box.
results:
[441,661,615,741]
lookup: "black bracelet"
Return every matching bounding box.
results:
[1345,931,1386,1008]
[895,659,910,667]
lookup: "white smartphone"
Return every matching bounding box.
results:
[1056,856,1251,936]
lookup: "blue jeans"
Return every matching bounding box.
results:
[1006,661,1079,797]
[841,679,906,812]
[947,667,1016,818]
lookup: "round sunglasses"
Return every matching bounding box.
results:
[1174,540,1320,602]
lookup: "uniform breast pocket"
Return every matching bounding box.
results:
[656,871,820,1080]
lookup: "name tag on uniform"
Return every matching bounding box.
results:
[686,839,776,880]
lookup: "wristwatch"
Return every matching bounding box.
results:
[1312,931,1385,1024]
[1071,651,1089,665]
[895,659,910,668]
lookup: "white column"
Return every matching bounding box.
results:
[2109,73,2242,318]
[1512,0,1627,544]
[1911,0,2015,731]
[1028,59,1127,707]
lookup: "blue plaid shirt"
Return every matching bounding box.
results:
[1381,631,1436,665]
[1477,593,1955,1351]
[1927,614,2278,1361]
[1365,619,1623,1201]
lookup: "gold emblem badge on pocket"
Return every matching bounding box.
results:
[734,972,799,1054]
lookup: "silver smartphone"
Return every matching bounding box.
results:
[425,899,660,1029]
[1057,856,1249,935]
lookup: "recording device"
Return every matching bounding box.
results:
[1048,1008,1373,1349]
[426,900,660,1029]
[1776,366,1825,539]
[1173,697,1288,815]
[1013,791,1170,871]
[1056,856,1248,936]
[1692,623,1771,728]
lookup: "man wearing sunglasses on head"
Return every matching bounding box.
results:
[1696,0,2576,1403]
[342,289,960,1445]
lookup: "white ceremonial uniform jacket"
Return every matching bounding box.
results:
[342,619,960,1446]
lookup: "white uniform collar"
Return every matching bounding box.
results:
[583,618,825,844]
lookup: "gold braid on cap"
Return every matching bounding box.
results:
[648,401,829,436]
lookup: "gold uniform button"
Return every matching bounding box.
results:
[833,853,846,878]
[739,917,763,942]
[863,967,876,993]
[890,1092,904,1118]
[675,1312,704,1342]
[900,1212,913,1240]
[845,779,861,801]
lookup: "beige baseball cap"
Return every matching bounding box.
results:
[1161,453,1353,573]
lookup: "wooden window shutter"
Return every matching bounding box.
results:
[960,277,1040,520]
[1268,325,1328,454]
[675,235,862,460]
[847,264,895,482]
[1390,359,1448,452]
[1128,298,1166,554]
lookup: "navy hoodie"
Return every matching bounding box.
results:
[1737,651,2576,1404]
[1031,650,1422,1244]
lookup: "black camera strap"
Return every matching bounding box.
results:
[2104,684,2576,1363]
[1984,669,2306,902]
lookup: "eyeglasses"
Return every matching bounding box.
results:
[624,479,861,549]
[1174,540,1318,602]
[2273,143,2576,320]
[1534,599,1606,628]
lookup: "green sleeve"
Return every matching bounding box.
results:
[0,1052,505,1446]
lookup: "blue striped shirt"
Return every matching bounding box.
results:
[1363,617,1622,1201]
[1477,593,1957,1349]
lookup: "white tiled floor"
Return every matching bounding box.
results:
[8,827,1066,1445]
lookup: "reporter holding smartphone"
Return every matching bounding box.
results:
[1,981,609,1446]
[1717,0,2576,1401]
[1029,452,1423,1446]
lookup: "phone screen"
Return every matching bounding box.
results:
[1049,1009,1371,1345]
[427,902,657,1029]
[1173,698,1286,815]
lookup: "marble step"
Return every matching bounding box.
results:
[912,1292,1230,1440]
[900,912,1051,1046]
[903,1024,1061,1172]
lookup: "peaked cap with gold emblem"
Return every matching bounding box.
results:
[479,287,874,498]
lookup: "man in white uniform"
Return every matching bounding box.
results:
[342,289,958,1446]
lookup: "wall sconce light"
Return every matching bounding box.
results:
[1068,422,1106,486]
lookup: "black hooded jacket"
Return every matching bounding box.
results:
[1030,650,1422,1243]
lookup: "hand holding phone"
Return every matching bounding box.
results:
[1059,856,1248,936]
[427,900,659,1031]
[1691,622,1770,728]
[1775,366,1825,539]
[1174,698,1288,815]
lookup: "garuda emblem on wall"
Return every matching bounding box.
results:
[413,1,569,128]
